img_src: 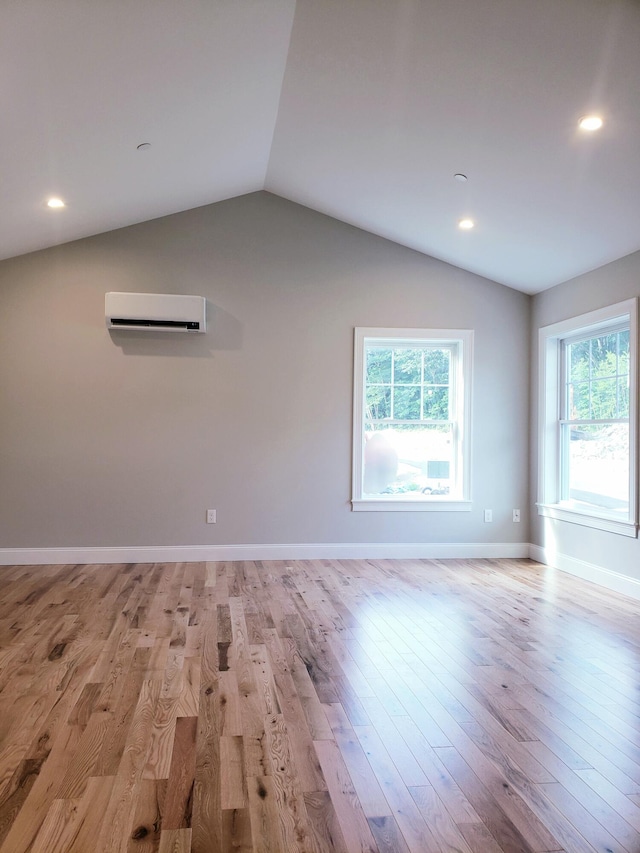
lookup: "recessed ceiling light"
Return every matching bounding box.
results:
[136,142,152,151]
[47,197,65,209]
[578,115,603,132]
[458,218,475,230]
[454,173,468,182]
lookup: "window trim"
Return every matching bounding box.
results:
[537,299,638,537]
[352,327,473,512]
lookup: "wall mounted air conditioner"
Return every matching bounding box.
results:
[105,292,206,332]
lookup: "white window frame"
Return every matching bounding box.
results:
[537,298,638,537]
[352,327,473,511]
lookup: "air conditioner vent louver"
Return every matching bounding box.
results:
[105,292,206,333]
[109,318,201,330]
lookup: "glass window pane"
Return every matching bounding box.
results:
[366,385,391,420]
[366,348,392,384]
[618,376,630,418]
[618,329,630,360]
[590,377,617,419]
[568,339,589,382]
[591,334,617,379]
[363,424,453,496]
[568,381,590,419]
[423,386,449,420]
[423,349,450,384]
[563,423,629,512]
[393,348,421,383]
[618,352,629,381]
[393,386,420,420]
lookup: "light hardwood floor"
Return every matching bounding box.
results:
[0,558,639,852]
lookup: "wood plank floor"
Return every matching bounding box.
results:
[0,558,639,852]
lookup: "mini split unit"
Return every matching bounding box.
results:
[105,292,206,332]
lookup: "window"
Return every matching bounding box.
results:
[538,299,637,536]
[352,328,473,511]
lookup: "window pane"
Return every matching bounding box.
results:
[363,424,453,496]
[366,385,391,420]
[393,349,421,383]
[590,334,617,378]
[423,386,449,419]
[589,377,618,419]
[393,386,420,419]
[563,423,629,512]
[619,329,630,364]
[568,339,590,381]
[366,348,392,384]
[568,381,590,419]
[618,376,629,418]
[423,349,450,384]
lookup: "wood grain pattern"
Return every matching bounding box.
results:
[1,557,639,850]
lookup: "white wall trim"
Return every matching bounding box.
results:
[537,298,638,530]
[0,541,530,566]
[529,543,640,601]
[536,503,637,537]
[352,327,473,506]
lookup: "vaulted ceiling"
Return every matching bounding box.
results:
[3,0,640,293]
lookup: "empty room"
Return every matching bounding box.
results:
[1,1,640,851]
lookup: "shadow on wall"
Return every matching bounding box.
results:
[107,302,243,357]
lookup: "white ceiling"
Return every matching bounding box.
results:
[3,0,640,294]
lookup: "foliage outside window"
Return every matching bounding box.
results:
[538,300,637,536]
[352,328,472,511]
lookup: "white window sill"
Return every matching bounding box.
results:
[537,503,638,537]
[352,499,472,512]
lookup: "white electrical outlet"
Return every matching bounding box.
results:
[206,509,217,524]
[513,509,521,522]
[484,509,492,522]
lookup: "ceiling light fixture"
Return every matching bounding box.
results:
[454,173,468,182]
[47,197,65,209]
[578,115,603,132]
[458,218,475,230]
[136,142,152,151]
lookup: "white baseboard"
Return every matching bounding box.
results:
[529,543,640,601]
[7,541,638,600]
[0,541,530,566]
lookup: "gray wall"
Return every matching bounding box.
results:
[530,249,640,582]
[0,192,529,549]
